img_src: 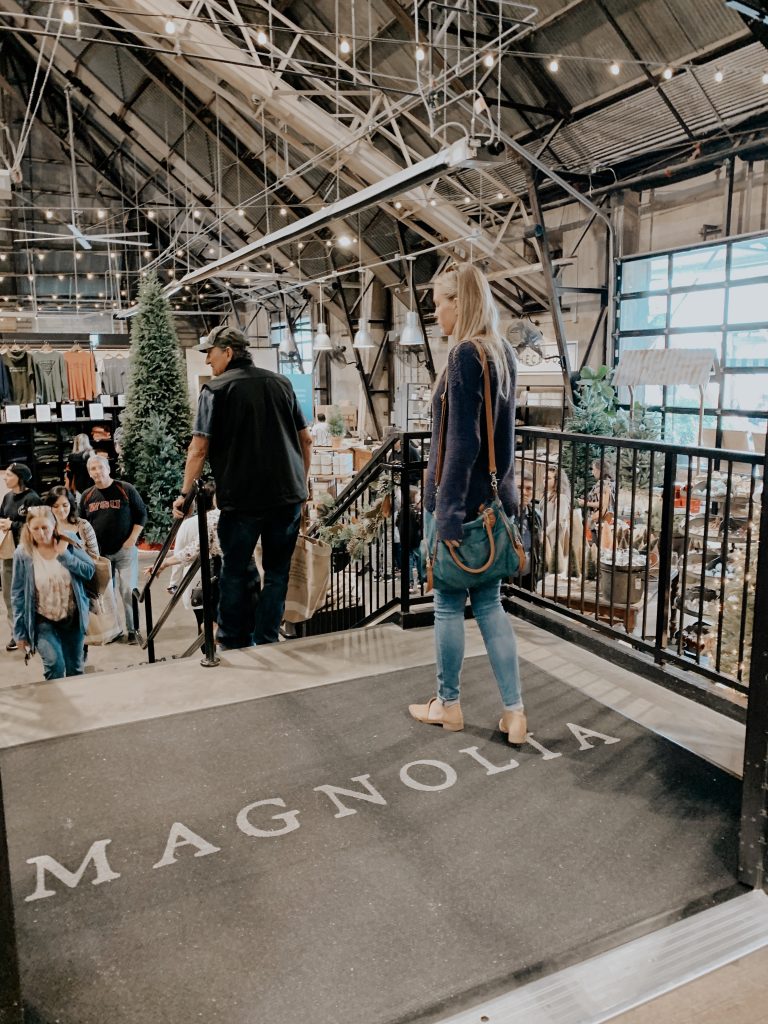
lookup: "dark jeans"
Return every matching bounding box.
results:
[217,503,302,649]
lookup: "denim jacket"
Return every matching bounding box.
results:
[11,537,95,653]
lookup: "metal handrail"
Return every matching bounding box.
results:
[131,478,219,668]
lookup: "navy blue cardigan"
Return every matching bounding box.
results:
[425,340,518,541]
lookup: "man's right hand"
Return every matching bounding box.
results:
[172,495,187,520]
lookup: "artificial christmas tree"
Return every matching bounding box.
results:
[120,272,191,541]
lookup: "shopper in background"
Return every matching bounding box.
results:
[149,503,221,633]
[64,433,94,497]
[515,470,543,591]
[79,455,146,643]
[409,262,527,743]
[45,486,99,558]
[174,325,312,650]
[11,505,94,680]
[310,412,331,446]
[585,458,616,526]
[544,463,572,574]
[0,463,41,652]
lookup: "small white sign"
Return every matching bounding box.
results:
[101,394,113,407]
[5,405,21,423]
[116,393,125,405]
[35,405,52,422]
[61,405,77,422]
[88,402,104,420]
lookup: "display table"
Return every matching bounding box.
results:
[539,570,679,636]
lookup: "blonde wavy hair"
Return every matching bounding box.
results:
[19,506,62,553]
[433,263,515,397]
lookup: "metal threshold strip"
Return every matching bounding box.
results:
[436,890,768,1024]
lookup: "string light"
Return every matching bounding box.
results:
[143,250,151,259]
[238,208,245,216]
[337,234,353,247]
[62,7,75,24]
[714,68,724,83]
[394,201,402,210]
[97,209,105,219]
[609,62,621,76]
[279,206,287,217]
[662,66,674,80]
[193,209,202,219]
[147,210,155,219]
[339,37,351,56]
[164,20,176,35]
[415,46,426,62]
[45,209,53,219]
[548,58,559,73]
[256,29,268,45]
[482,52,495,69]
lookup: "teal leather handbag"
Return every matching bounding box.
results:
[425,341,524,592]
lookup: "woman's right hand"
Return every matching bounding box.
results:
[0,518,11,531]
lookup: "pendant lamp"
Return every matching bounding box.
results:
[353,320,374,349]
[313,288,333,351]
[398,257,424,347]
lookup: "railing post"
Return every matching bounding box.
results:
[0,766,23,1023]
[400,434,412,617]
[653,450,677,662]
[739,448,768,888]
[196,482,220,668]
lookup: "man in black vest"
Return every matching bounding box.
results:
[173,325,312,650]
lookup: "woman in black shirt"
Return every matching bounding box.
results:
[0,462,41,650]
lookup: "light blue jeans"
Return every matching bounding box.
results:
[108,545,139,633]
[433,580,522,709]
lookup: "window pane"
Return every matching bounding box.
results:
[722,374,768,412]
[669,288,724,328]
[621,254,669,294]
[664,412,716,447]
[671,245,726,288]
[726,283,768,326]
[666,330,721,354]
[730,238,768,281]
[618,295,667,331]
[666,382,719,408]
[726,329,768,368]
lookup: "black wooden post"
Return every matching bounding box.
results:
[654,450,677,661]
[739,448,768,888]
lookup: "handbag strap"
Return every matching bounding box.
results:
[435,340,498,498]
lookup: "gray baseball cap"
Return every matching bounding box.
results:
[198,324,249,352]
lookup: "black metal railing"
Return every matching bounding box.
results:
[299,433,430,636]
[131,479,219,668]
[505,426,763,706]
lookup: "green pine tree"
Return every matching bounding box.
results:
[137,412,185,543]
[120,272,191,539]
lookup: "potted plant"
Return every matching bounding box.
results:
[327,406,346,449]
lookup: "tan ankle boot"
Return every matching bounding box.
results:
[499,709,527,744]
[408,697,464,732]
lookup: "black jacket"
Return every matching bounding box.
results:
[204,361,308,513]
[0,488,42,546]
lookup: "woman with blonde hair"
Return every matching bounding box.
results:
[409,262,527,743]
[11,505,94,680]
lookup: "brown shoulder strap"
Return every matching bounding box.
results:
[434,340,497,495]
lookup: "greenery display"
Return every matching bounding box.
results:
[120,272,191,541]
[327,406,346,438]
[316,477,393,561]
[563,365,661,498]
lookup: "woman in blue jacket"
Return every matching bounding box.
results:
[11,505,94,680]
[409,263,526,743]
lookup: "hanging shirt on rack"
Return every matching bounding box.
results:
[2,350,35,404]
[64,349,98,401]
[32,350,69,403]
[101,356,132,396]
[0,358,11,405]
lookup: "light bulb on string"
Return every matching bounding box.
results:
[62,7,75,24]
[257,29,268,45]
[415,46,426,62]
[339,37,351,56]
[662,66,674,80]
[165,20,176,35]
[609,61,620,76]
[482,52,495,69]
[548,58,559,73]
[714,68,724,83]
